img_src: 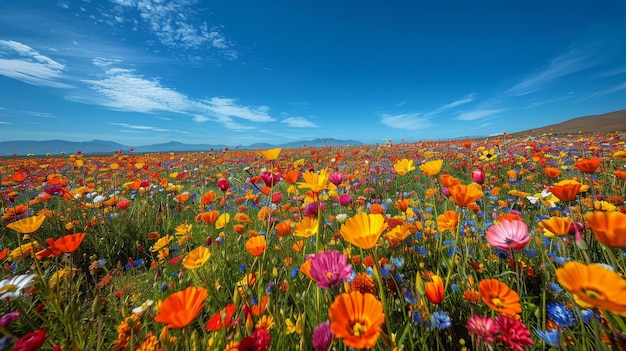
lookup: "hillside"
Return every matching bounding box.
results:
[508,109,626,137]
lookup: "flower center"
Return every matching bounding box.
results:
[583,288,605,300]
[352,321,367,336]
[0,284,18,294]
[491,297,505,308]
[326,272,333,279]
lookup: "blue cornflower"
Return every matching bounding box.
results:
[414,247,427,255]
[380,265,392,280]
[548,283,563,292]
[159,282,168,291]
[451,284,458,292]
[239,264,247,272]
[365,266,374,276]
[391,256,404,268]
[290,267,299,279]
[0,336,13,349]
[432,311,451,329]
[411,311,421,324]
[547,302,575,328]
[523,248,538,258]
[404,290,418,305]
[535,329,560,347]
[580,309,594,324]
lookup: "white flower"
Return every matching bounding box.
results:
[0,274,36,301]
[93,195,107,204]
[132,299,154,314]
[335,213,348,224]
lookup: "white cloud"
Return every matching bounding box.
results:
[193,115,209,122]
[281,116,317,128]
[507,46,599,96]
[0,40,71,88]
[105,0,236,57]
[85,68,191,113]
[587,81,626,99]
[424,94,475,117]
[380,112,433,130]
[203,97,274,123]
[456,109,505,121]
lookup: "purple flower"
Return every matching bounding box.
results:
[304,202,325,217]
[0,312,20,327]
[309,250,352,289]
[312,320,334,351]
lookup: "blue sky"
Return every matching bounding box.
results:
[0,1,625,147]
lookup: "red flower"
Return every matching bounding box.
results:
[238,328,271,351]
[13,330,47,351]
[206,304,239,331]
[495,315,533,350]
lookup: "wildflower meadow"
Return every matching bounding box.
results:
[1,132,626,350]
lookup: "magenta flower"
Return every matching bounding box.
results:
[466,315,499,345]
[495,315,533,351]
[485,220,530,251]
[339,194,352,206]
[309,250,352,289]
[471,170,485,184]
[328,172,344,186]
[312,320,334,351]
[261,171,282,187]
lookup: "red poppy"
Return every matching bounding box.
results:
[13,329,47,351]
[574,158,602,173]
[206,304,239,331]
[53,233,87,253]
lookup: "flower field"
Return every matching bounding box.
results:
[1,132,626,350]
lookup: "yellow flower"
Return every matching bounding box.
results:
[479,148,497,161]
[174,224,192,236]
[297,168,329,194]
[259,148,282,161]
[215,213,231,229]
[293,217,319,238]
[340,212,388,250]
[182,246,211,270]
[255,314,275,330]
[152,235,173,252]
[393,159,415,176]
[6,215,46,235]
[285,313,304,335]
[419,159,443,176]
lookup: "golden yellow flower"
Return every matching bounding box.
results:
[259,148,282,161]
[297,168,329,194]
[293,217,319,238]
[393,159,415,176]
[182,246,211,270]
[6,215,46,234]
[340,212,388,249]
[419,159,444,176]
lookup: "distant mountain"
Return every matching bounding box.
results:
[0,137,363,156]
[507,109,626,137]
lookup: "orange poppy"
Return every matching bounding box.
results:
[424,274,445,304]
[448,184,484,207]
[419,159,443,176]
[384,222,413,241]
[0,248,8,260]
[275,220,292,236]
[154,286,209,329]
[540,216,572,237]
[196,210,219,225]
[437,210,458,232]
[5,215,46,234]
[584,211,626,248]
[574,158,602,173]
[439,174,460,188]
[556,261,626,315]
[281,169,300,184]
[200,191,215,205]
[300,259,315,281]
[174,192,190,203]
[234,213,253,223]
[329,291,385,349]
[549,183,581,202]
[1,205,29,220]
[339,213,388,250]
[478,279,522,316]
[615,170,626,180]
[53,233,87,253]
[245,236,266,256]
[393,199,410,212]
[543,167,562,178]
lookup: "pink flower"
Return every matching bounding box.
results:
[471,170,485,184]
[260,171,282,187]
[485,220,530,251]
[309,250,353,289]
[339,194,352,206]
[466,315,499,345]
[329,172,344,186]
[495,315,533,351]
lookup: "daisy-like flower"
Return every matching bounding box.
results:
[312,321,333,351]
[309,250,353,289]
[182,246,211,270]
[393,159,415,176]
[0,274,36,301]
[329,291,385,349]
[478,279,522,316]
[466,315,499,345]
[132,299,154,315]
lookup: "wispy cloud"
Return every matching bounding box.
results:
[506,45,599,96]
[103,0,237,59]
[0,40,72,88]
[203,98,274,123]
[424,94,475,117]
[110,122,189,134]
[587,81,626,99]
[592,65,626,79]
[380,112,433,130]
[281,117,317,128]
[456,109,506,121]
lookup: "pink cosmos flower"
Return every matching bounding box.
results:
[309,250,353,289]
[466,315,499,345]
[485,220,530,251]
[496,315,533,351]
